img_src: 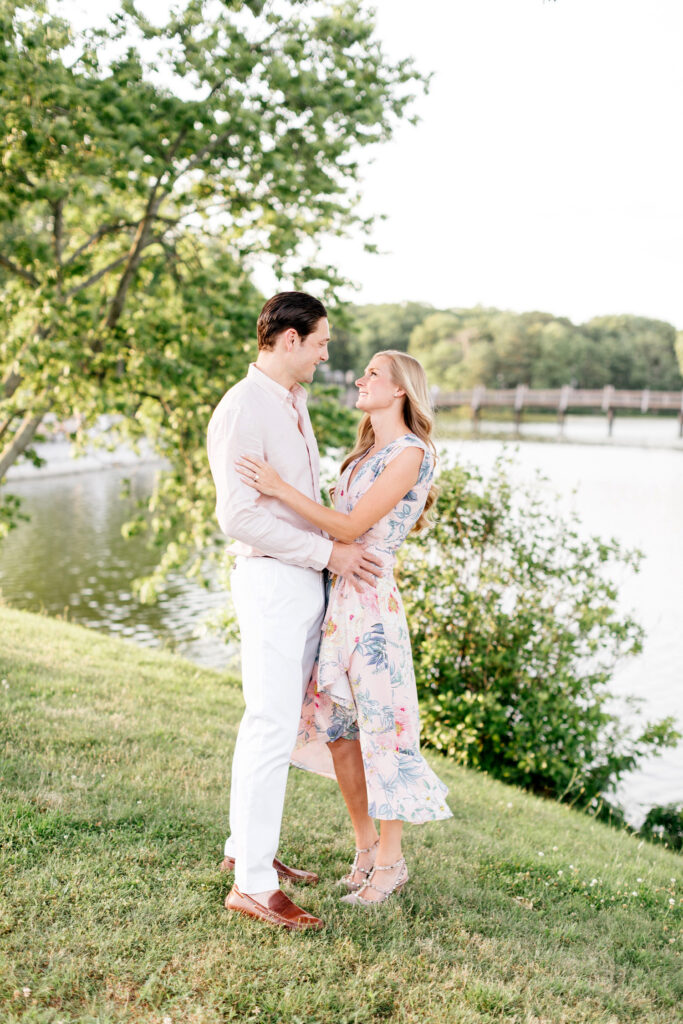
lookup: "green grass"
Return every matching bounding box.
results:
[1,606,681,1024]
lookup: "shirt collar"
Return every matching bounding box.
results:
[247,363,308,407]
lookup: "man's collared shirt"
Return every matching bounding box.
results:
[207,363,333,571]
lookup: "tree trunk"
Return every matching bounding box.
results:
[105,191,164,331]
[0,412,46,479]
[0,416,16,442]
[2,368,22,400]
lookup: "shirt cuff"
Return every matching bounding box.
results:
[309,536,334,572]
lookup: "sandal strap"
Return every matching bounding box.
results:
[343,862,371,881]
[371,856,405,872]
[344,838,379,882]
[355,859,408,903]
[355,839,379,856]
[360,876,393,892]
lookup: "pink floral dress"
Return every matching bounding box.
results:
[292,433,452,823]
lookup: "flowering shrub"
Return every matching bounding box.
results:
[639,803,683,851]
[399,455,680,812]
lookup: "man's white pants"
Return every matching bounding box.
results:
[224,556,325,894]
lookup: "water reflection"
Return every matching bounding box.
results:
[442,412,683,449]
[0,464,231,668]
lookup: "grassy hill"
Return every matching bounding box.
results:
[0,606,680,1023]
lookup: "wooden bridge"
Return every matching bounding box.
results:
[432,386,683,436]
[323,371,683,436]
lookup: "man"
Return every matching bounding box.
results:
[207,292,380,931]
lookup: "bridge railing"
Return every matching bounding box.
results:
[431,385,683,436]
[319,369,683,436]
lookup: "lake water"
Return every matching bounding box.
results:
[0,464,230,669]
[1,414,681,825]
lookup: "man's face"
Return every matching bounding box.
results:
[290,317,330,384]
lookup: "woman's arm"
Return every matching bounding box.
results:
[235,447,424,544]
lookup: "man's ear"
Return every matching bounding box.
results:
[284,328,298,351]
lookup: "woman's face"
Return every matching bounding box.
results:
[355,355,403,413]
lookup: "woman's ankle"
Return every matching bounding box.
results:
[375,846,403,867]
[354,835,379,853]
[353,824,379,851]
[376,820,403,865]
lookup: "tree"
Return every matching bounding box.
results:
[530,320,608,389]
[353,301,435,369]
[0,0,425,579]
[586,316,683,391]
[407,311,463,386]
[408,310,497,390]
[398,456,680,813]
[324,301,435,374]
[676,331,683,378]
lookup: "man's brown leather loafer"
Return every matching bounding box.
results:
[224,885,325,931]
[220,855,318,886]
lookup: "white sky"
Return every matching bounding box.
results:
[315,0,683,328]
[65,0,683,328]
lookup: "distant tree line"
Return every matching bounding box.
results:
[329,304,683,392]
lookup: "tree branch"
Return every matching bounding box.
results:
[2,368,22,400]
[0,411,46,478]
[104,189,165,330]
[66,253,131,299]
[52,196,65,271]
[182,127,233,177]
[64,220,142,267]
[156,237,186,285]
[0,255,39,287]
[163,126,189,169]
[159,72,230,177]
[0,414,17,443]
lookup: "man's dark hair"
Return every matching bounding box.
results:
[257,292,327,351]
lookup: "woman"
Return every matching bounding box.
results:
[235,350,452,907]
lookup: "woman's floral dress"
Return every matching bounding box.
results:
[292,433,452,824]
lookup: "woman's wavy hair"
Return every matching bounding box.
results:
[340,350,438,534]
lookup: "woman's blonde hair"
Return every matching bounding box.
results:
[340,350,438,533]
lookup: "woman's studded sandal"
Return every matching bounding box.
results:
[337,839,379,892]
[340,856,409,906]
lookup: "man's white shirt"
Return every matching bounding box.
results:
[207,363,333,570]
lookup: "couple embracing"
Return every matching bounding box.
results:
[207,291,452,932]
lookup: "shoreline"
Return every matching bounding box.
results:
[4,440,165,482]
[436,428,683,453]
[4,417,682,487]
